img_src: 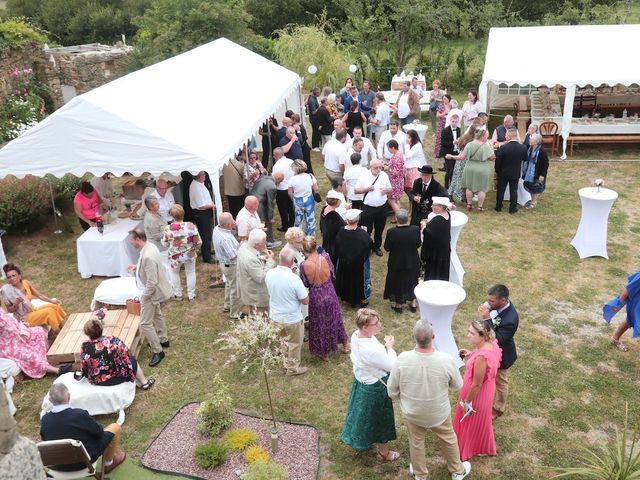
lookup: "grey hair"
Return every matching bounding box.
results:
[248,228,267,248]
[144,196,158,209]
[395,208,409,225]
[413,321,434,348]
[49,383,70,406]
[530,133,543,145]
[273,147,284,158]
[279,247,296,265]
[346,213,360,225]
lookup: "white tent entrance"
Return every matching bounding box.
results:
[479,24,640,159]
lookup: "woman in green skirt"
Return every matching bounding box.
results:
[340,308,399,461]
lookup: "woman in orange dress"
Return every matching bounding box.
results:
[0,263,66,332]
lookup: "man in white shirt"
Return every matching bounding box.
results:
[323,129,348,183]
[377,120,407,161]
[396,81,420,125]
[265,248,309,376]
[343,153,366,210]
[189,171,215,263]
[387,321,470,480]
[331,119,351,142]
[345,126,376,166]
[371,92,391,145]
[236,196,263,242]
[355,159,392,256]
[271,147,295,232]
[149,178,175,223]
[411,76,424,98]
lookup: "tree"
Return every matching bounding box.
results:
[133,0,255,66]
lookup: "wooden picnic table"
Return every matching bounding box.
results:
[47,309,141,367]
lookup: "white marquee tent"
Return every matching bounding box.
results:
[479,24,640,158]
[0,37,303,210]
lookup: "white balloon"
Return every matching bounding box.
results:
[348,64,358,73]
[307,65,318,75]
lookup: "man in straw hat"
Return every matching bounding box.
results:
[409,165,448,226]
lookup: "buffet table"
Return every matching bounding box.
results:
[570,118,640,134]
[77,218,141,278]
[570,187,618,259]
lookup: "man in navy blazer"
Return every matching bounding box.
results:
[479,284,519,419]
[495,128,528,213]
[40,384,126,473]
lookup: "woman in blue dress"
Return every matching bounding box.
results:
[608,271,640,352]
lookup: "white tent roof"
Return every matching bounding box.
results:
[0,37,302,179]
[479,24,640,158]
[481,24,640,88]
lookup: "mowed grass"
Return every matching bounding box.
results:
[6,143,640,479]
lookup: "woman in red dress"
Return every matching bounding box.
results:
[385,139,405,215]
[453,320,502,461]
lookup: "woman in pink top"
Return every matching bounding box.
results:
[73,181,106,231]
[385,139,405,214]
[453,320,502,461]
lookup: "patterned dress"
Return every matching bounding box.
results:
[387,152,405,201]
[448,158,467,202]
[0,310,50,378]
[434,102,448,157]
[80,335,136,386]
[161,221,202,269]
[300,252,348,358]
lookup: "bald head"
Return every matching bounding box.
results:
[279,247,296,267]
[244,195,259,213]
[282,117,292,128]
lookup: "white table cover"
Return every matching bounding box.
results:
[449,211,468,286]
[402,123,428,142]
[571,187,618,259]
[76,218,141,278]
[41,372,135,417]
[415,280,466,368]
[569,121,640,134]
[502,178,532,206]
[91,277,142,310]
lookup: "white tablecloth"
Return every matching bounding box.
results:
[569,121,640,134]
[502,178,532,206]
[90,277,142,310]
[570,187,618,259]
[449,211,468,286]
[0,235,6,279]
[415,280,466,368]
[402,123,428,141]
[77,218,141,278]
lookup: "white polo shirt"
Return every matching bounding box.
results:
[322,139,348,173]
[150,189,175,222]
[236,207,262,238]
[375,102,391,128]
[343,164,366,201]
[265,266,308,324]
[355,170,391,207]
[271,157,294,191]
[189,180,212,209]
[345,137,376,166]
[377,130,407,160]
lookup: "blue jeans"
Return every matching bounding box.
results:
[294,195,316,235]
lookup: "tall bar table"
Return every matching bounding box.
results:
[449,210,468,286]
[570,187,618,259]
[415,280,466,367]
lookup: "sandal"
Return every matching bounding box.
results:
[342,343,351,354]
[611,337,629,352]
[141,378,156,390]
[466,204,473,211]
[376,450,400,462]
[477,206,485,212]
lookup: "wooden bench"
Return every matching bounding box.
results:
[47,309,141,367]
[569,134,640,155]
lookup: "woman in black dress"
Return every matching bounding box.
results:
[320,193,346,266]
[342,100,366,137]
[335,209,373,308]
[420,197,451,281]
[383,209,421,313]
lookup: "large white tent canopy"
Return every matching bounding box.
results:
[0,37,302,209]
[479,24,640,158]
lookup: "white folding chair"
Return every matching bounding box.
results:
[37,439,104,480]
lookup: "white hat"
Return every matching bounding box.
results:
[344,209,362,222]
[326,190,342,201]
[432,196,451,208]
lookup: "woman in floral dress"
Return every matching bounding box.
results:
[385,139,405,214]
[80,319,154,389]
[161,204,202,301]
[0,309,68,378]
[447,125,477,203]
[300,236,349,361]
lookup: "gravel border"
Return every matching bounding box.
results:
[141,402,320,479]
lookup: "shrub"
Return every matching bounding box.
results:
[194,440,228,469]
[196,374,233,436]
[243,446,270,465]
[225,428,257,451]
[0,18,48,50]
[0,175,49,232]
[44,174,83,202]
[245,461,288,480]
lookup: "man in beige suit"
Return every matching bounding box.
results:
[236,228,275,313]
[128,228,172,367]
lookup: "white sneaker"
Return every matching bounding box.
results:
[452,461,471,480]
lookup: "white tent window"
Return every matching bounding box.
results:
[479,24,640,158]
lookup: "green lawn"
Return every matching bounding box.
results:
[6,147,640,479]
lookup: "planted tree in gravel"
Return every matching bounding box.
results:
[217,311,286,451]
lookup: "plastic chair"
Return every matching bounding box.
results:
[539,121,558,157]
[37,439,105,479]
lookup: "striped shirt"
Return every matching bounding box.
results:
[212,226,239,265]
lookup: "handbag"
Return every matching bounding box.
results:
[126,298,141,316]
[310,174,322,203]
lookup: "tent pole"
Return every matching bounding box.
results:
[47,179,63,235]
[268,120,273,171]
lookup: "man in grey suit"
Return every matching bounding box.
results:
[236,229,275,313]
[128,228,172,367]
[250,175,282,248]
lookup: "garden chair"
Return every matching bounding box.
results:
[37,439,106,480]
[539,121,559,157]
